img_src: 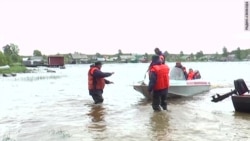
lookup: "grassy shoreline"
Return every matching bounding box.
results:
[0,65,28,74]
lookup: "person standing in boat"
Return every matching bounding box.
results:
[88,61,114,104]
[147,47,166,72]
[148,55,170,111]
[154,47,165,64]
[174,62,188,80]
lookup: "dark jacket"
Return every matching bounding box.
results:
[92,69,113,84]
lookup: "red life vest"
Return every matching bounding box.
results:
[88,67,105,90]
[150,64,170,90]
[187,71,195,80]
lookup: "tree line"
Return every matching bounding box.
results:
[1,43,250,66]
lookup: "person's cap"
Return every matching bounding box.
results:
[94,61,102,66]
[151,55,159,63]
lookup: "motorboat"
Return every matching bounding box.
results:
[133,67,211,100]
[211,79,250,113]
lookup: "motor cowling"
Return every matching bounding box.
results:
[234,79,249,95]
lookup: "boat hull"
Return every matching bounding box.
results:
[133,80,211,100]
[232,95,250,113]
[0,65,10,70]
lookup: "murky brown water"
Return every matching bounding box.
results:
[1,62,250,141]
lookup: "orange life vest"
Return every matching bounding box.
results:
[88,67,105,90]
[187,71,195,80]
[150,64,170,90]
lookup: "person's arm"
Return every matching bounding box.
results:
[93,69,113,78]
[104,79,113,84]
[148,71,157,92]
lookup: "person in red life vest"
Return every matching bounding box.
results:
[187,68,195,80]
[148,55,170,111]
[88,61,114,104]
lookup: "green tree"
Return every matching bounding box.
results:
[144,53,149,60]
[117,49,123,61]
[235,47,242,60]
[180,51,184,57]
[190,53,194,61]
[33,50,42,56]
[163,51,169,61]
[118,49,123,55]
[214,52,220,60]
[95,52,102,58]
[2,43,21,64]
[195,51,204,59]
[0,51,8,65]
[222,46,228,57]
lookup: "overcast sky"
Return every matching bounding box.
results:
[0,0,250,55]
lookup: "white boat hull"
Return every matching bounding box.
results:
[133,80,211,99]
[0,65,10,70]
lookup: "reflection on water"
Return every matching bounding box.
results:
[1,63,250,141]
[87,105,108,141]
[150,112,170,141]
[88,105,106,122]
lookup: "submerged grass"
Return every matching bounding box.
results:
[14,75,65,81]
[1,134,16,141]
[1,64,66,81]
[49,129,72,138]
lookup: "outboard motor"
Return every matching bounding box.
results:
[211,79,249,102]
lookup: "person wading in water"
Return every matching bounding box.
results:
[88,61,114,104]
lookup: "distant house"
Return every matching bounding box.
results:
[96,57,106,62]
[227,54,237,61]
[119,54,136,63]
[180,55,190,61]
[138,55,149,63]
[106,56,118,62]
[243,54,250,61]
[70,53,89,64]
[23,56,44,67]
[48,55,64,67]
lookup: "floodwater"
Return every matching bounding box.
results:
[1,62,250,141]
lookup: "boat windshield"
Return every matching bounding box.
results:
[170,67,186,80]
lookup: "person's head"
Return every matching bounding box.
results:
[151,55,160,64]
[154,48,161,55]
[182,67,186,71]
[175,62,182,68]
[189,68,193,72]
[94,61,102,69]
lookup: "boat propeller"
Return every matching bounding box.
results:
[211,79,249,102]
